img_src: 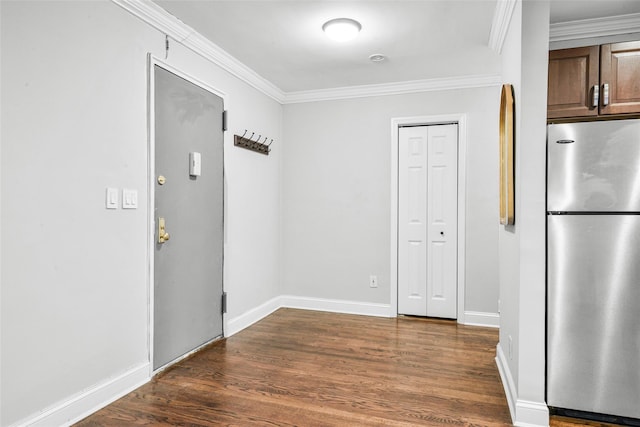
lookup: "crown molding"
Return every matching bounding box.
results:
[488,0,517,54]
[550,13,640,42]
[112,0,286,103]
[282,74,502,104]
[113,0,501,105]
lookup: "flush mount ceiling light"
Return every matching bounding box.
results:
[322,18,362,42]
[369,54,386,62]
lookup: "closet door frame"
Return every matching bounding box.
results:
[390,114,467,323]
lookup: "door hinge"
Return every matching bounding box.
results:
[221,292,227,314]
[222,110,228,132]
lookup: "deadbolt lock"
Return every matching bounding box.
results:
[158,217,170,243]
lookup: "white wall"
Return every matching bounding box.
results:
[0,2,281,426]
[497,1,550,426]
[282,87,501,316]
[0,0,4,423]
[497,0,523,399]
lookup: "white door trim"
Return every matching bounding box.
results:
[147,54,227,376]
[390,114,467,323]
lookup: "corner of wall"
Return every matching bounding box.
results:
[496,345,549,427]
[226,296,282,337]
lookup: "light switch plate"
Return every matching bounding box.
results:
[106,187,118,209]
[122,189,138,209]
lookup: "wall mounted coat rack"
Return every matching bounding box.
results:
[234,130,274,155]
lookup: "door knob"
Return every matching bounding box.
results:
[158,217,170,243]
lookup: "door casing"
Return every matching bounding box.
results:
[390,114,467,322]
[147,55,227,375]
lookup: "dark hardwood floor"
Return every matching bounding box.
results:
[76,309,619,426]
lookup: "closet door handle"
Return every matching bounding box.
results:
[592,84,599,108]
[602,83,609,106]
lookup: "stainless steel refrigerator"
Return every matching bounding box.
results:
[547,119,640,422]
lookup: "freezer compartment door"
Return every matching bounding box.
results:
[547,214,640,419]
[547,119,640,212]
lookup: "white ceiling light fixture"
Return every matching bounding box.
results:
[322,18,362,42]
[369,54,386,62]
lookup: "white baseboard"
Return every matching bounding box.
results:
[225,295,393,337]
[496,344,549,427]
[17,301,494,427]
[463,310,500,328]
[514,400,550,427]
[10,298,493,427]
[496,343,518,422]
[280,295,392,318]
[225,295,282,337]
[226,296,493,336]
[10,362,150,427]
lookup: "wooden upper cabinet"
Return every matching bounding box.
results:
[547,46,600,119]
[600,41,640,115]
[548,46,600,119]
[548,41,640,119]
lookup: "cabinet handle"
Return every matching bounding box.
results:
[602,83,609,106]
[592,84,599,108]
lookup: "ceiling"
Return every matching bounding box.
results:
[152,0,640,94]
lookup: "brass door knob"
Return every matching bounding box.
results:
[158,217,170,243]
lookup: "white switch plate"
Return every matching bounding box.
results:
[106,187,118,209]
[122,189,138,209]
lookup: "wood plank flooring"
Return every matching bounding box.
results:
[76,309,619,426]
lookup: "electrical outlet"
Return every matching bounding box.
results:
[369,275,378,288]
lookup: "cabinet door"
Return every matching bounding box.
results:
[600,41,640,115]
[547,46,599,119]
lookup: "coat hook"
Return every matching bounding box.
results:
[267,139,274,147]
[233,132,271,156]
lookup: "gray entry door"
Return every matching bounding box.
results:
[153,65,224,370]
